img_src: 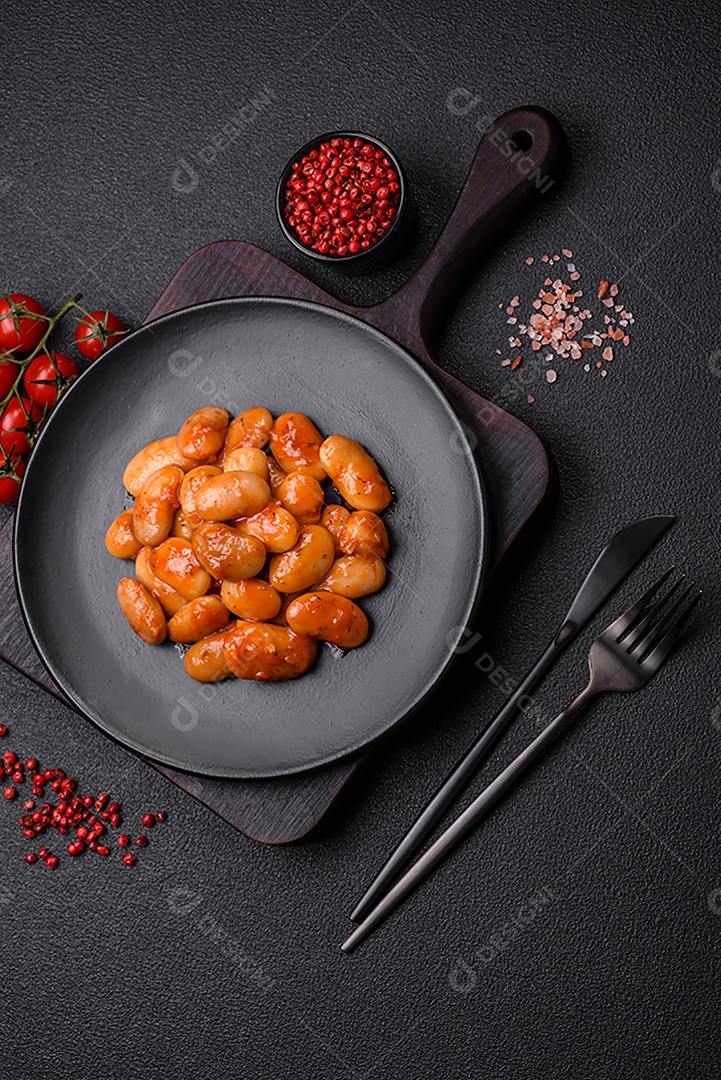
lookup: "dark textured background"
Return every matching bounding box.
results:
[1,2,720,1077]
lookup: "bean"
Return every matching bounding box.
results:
[286,592,368,648]
[269,591,303,626]
[223,621,317,681]
[184,627,234,682]
[180,465,223,529]
[177,407,229,460]
[267,457,287,496]
[123,436,197,496]
[225,406,273,452]
[117,578,167,645]
[277,471,324,525]
[223,446,269,480]
[269,412,326,480]
[268,525,335,593]
[171,507,195,540]
[167,596,230,643]
[149,538,212,600]
[319,435,391,511]
[340,510,390,559]
[235,500,300,553]
[320,504,351,555]
[105,509,142,559]
[220,579,282,621]
[135,547,187,616]
[318,554,386,599]
[195,471,270,521]
[132,465,184,547]
[192,523,266,581]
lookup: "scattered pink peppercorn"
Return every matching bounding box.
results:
[5,750,169,871]
[0,725,8,737]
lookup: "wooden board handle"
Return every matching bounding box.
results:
[365,106,566,353]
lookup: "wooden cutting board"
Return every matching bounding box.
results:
[0,106,565,841]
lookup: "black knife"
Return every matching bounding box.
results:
[350,514,675,924]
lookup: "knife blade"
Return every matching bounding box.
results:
[349,514,675,924]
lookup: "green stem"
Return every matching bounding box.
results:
[0,293,83,471]
[0,292,82,421]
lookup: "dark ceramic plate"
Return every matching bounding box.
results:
[14,298,486,778]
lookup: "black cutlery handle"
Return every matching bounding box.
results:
[350,636,563,924]
[342,682,595,952]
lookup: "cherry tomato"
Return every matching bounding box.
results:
[24,351,79,408]
[0,451,25,504]
[74,309,126,360]
[0,396,43,456]
[0,359,20,400]
[0,294,48,354]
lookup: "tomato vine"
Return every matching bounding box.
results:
[0,293,129,503]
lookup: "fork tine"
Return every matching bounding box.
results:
[606,567,675,640]
[641,590,701,670]
[632,582,695,655]
[625,575,686,651]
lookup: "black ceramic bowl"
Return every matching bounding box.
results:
[275,130,407,264]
